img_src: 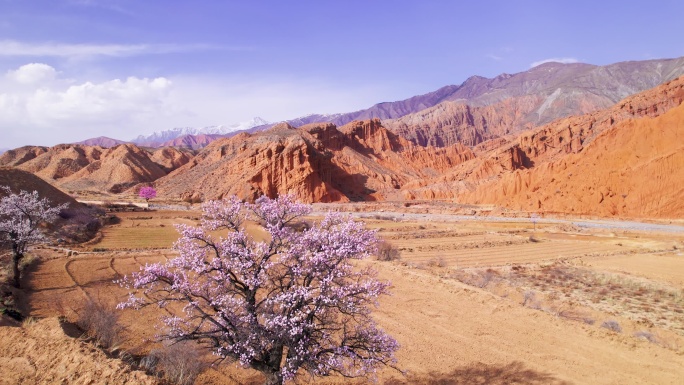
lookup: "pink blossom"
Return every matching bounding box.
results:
[138,186,157,202]
[119,194,398,384]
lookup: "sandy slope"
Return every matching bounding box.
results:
[0,318,157,385]
[372,262,683,385]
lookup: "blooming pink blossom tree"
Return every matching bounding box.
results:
[0,186,67,288]
[139,186,157,203]
[119,195,398,385]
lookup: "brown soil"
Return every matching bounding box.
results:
[4,208,682,384]
[0,317,157,385]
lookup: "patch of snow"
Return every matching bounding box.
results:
[132,117,270,144]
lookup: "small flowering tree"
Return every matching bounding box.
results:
[0,186,67,288]
[119,195,398,385]
[530,213,540,231]
[139,186,157,203]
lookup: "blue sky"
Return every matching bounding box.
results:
[1,0,683,148]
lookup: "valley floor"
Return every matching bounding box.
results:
[4,206,684,384]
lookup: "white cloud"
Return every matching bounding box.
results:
[0,63,396,148]
[0,40,230,58]
[530,57,579,68]
[25,76,172,124]
[6,63,57,84]
[0,64,174,145]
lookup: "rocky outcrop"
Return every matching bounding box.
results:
[155,120,474,203]
[386,96,540,147]
[458,101,684,218]
[156,124,346,203]
[0,143,188,194]
[384,57,684,148]
[401,76,684,218]
[57,144,167,193]
[150,147,193,173]
[0,146,49,167]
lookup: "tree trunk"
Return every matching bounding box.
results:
[263,371,283,385]
[12,250,22,289]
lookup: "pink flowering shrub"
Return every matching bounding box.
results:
[118,195,398,385]
[139,186,157,202]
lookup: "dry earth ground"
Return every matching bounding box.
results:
[3,208,684,384]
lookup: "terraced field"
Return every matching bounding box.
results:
[371,221,646,268]
[17,209,684,384]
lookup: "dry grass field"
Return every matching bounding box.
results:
[5,207,684,384]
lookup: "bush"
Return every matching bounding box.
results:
[522,290,541,309]
[377,240,401,261]
[634,330,658,343]
[141,342,206,385]
[600,319,622,333]
[76,297,125,349]
[478,269,497,288]
[427,257,447,268]
[57,206,104,243]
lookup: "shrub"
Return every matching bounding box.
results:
[141,341,206,385]
[634,330,658,343]
[600,319,622,333]
[377,240,401,261]
[427,257,447,268]
[522,290,541,309]
[76,297,125,349]
[478,269,498,288]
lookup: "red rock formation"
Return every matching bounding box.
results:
[150,147,193,173]
[0,143,188,194]
[155,120,474,203]
[459,102,684,218]
[0,146,49,167]
[58,144,167,193]
[156,124,346,203]
[400,76,684,218]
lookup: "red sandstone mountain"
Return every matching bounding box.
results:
[460,103,684,218]
[2,60,684,219]
[401,76,684,218]
[0,144,191,194]
[108,57,684,151]
[154,120,474,203]
[385,58,684,148]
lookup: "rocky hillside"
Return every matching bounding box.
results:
[402,75,684,218]
[154,120,474,203]
[385,58,684,147]
[460,102,684,217]
[0,167,80,207]
[0,144,191,194]
[114,57,684,151]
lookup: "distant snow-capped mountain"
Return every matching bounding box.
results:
[132,117,269,146]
